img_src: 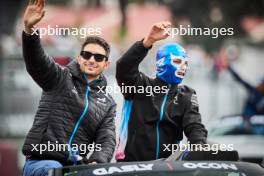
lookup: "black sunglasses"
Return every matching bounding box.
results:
[80,51,108,62]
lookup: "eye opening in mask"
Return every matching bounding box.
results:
[172,58,188,65]
[172,58,182,65]
[170,53,189,67]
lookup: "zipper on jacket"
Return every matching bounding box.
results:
[155,85,171,159]
[68,74,89,164]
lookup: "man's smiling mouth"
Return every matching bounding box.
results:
[85,64,98,69]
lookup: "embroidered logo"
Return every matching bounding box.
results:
[173,95,179,105]
[191,93,199,107]
[97,97,107,106]
[71,87,78,95]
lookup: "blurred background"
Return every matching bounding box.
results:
[0,0,264,175]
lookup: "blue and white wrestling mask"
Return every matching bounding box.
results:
[156,43,188,85]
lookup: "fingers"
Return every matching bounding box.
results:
[163,21,172,28]
[37,0,45,8]
[153,23,164,30]
[40,10,45,18]
[28,0,44,7]
[160,21,171,30]
[36,10,45,21]
[42,0,45,8]
[89,161,97,165]
[28,0,35,5]
[155,24,161,29]
[154,21,172,30]
[35,10,45,21]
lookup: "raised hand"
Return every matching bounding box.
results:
[23,0,45,34]
[143,21,171,48]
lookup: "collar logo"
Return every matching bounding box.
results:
[71,87,78,95]
[173,93,179,105]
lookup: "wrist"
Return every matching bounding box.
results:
[24,28,34,35]
[143,37,155,48]
[24,23,35,34]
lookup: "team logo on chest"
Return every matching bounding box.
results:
[97,97,107,106]
[173,94,179,105]
[71,86,78,95]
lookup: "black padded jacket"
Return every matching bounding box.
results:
[116,41,207,161]
[22,31,116,165]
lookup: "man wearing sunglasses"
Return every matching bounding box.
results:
[21,0,116,175]
[115,21,207,162]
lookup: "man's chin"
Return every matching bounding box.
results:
[84,70,101,77]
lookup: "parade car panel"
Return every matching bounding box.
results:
[49,151,264,176]
[49,161,264,176]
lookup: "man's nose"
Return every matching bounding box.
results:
[88,55,96,63]
[180,63,187,70]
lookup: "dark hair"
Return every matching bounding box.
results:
[81,36,110,58]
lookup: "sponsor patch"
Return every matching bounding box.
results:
[191,93,198,107]
[183,162,238,170]
[93,164,154,175]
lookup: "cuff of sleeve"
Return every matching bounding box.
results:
[138,39,153,50]
[22,30,40,40]
[88,153,108,163]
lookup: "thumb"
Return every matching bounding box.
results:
[40,10,45,19]
[37,10,45,20]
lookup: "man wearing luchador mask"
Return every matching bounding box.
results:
[115,21,208,161]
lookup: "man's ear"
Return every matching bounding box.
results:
[76,55,81,64]
[104,61,110,69]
